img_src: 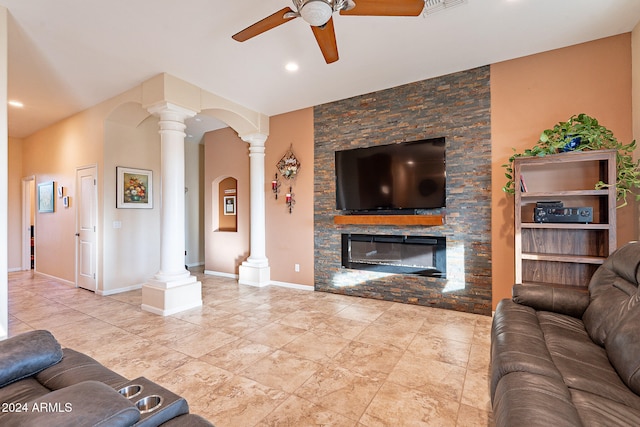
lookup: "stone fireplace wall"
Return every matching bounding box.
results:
[313,66,492,315]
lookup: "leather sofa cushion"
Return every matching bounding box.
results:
[571,389,640,427]
[493,371,582,427]
[0,378,50,423]
[606,303,640,395]
[490,300,562,401]
[0,330,63,388]
[2,380,140,427]
[538,311,640,410]
[36,348,128,390]
[583,242,640,346]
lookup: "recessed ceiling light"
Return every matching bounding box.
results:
[285,62,299,72]
[8,100,24,108]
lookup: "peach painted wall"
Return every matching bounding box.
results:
[491,34,635,308]
[265,108,314,287]
[204,127,250,275]
[8,137,22,271]
[203,108,315,286]
[21,109,106,283]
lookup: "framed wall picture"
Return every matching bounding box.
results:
[223,195,236,216]
[117,167,153,209]
[38,181,55,213]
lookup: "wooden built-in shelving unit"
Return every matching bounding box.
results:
[514,149,617,289]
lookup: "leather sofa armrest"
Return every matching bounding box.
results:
[4,380,140,427]
[512,284,589,318]
[0,330,63,388]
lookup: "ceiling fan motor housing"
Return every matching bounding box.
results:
[297,0,334,26]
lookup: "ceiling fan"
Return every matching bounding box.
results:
[232,0,426,64]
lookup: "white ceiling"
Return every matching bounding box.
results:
[4,0,640,143]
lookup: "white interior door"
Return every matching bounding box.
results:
[76,166,97,291]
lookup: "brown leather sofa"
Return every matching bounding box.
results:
[0,330,213,426]
[491,241,640,426]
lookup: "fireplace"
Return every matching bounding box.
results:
[341,234,446,278]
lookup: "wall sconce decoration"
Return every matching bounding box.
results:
[285,186,295,214]
[271,173,281,200]
[275,145,300,213]
[277,145,301,180]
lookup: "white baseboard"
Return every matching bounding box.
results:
[204,270,239,279]
[97,284,143,296]
[7,267,22,273]
[269,280,314,291]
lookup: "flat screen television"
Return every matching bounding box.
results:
[335,137,446,212]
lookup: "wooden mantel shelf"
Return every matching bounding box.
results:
[333,214,444,226]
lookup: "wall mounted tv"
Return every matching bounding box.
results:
[335,137,446,212]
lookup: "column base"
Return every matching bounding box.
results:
[141,275,202,316]
[238,262,271,287]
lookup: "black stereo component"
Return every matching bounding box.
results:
[534,206,593,223]
[535,201,563,208]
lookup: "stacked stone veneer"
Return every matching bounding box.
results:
[314,66,491,316]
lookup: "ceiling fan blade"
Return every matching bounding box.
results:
[311,17,339,64]
[232,7,297,42]
[340,0,424,16]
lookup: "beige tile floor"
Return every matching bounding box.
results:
[8,269,494,426]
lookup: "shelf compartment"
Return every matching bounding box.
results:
[522,259,598,288]
[521,228,609,258]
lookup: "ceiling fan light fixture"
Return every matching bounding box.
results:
[300,0,333,26]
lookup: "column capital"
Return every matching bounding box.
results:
[146,101,198,122]
[241,132,268,147]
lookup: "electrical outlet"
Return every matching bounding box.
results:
[294,264,300,272]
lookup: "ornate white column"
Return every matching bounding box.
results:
[238,133,271,287]
[142,102,203,315]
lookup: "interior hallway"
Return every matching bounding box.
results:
[8,269,494,426]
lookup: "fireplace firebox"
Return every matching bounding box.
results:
[341,234,446,278]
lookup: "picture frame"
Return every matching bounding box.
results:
[117,167,153,209]
[223,195,236,216]
[38,181,55,213]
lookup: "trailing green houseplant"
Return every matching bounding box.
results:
[502,113,640,207]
